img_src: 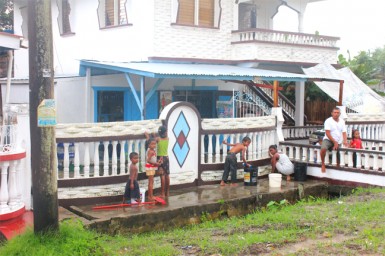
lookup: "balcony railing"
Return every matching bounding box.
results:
[232,28,340,48]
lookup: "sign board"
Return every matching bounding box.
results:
[37,99,57,127]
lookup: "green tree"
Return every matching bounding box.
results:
[339,46,385,87]
[0,0,13,32]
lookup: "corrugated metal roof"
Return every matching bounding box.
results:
[79,60,310,82]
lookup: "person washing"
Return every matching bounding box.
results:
[220,136,251,186]
[268,145,294,181]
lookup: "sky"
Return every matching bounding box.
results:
[274,0,385,58]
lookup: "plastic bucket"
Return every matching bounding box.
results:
[244,166,258,186]
[139,188,146,203]
[269,173,282,188]
[294,162,307,181]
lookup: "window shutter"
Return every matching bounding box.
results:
[105,0,114,26]
[177,0,195,25]
[199,0,214,27]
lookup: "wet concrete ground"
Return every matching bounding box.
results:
[60,178,329,235]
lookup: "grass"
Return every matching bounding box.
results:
[1,187,385,255]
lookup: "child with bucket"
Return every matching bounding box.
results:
[220,136,251,186]
[268,145,294,181]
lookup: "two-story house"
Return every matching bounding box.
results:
[8,0,339,125]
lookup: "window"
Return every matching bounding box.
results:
[238,3,256,30]
[98,0,128,28]
[57,0,73,35]
[175,0,221,28]
[96,91,124,122]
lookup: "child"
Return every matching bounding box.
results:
[349,129,363,168]
[268,145,294,181]
[220,136,251,186]
[145,137,162,201]
[123,152,140,205]
[156,126,170,197]
[145,126,170,197]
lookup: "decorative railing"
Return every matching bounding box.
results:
[282,125,323,140]
[280,141,385,172]
[56,116,277,180]
[232,28,339,48]
[0,125,17,153]
[233,89,271,117]
[200,116,276,165]
[258,87,296,120]
[55,120,162,179]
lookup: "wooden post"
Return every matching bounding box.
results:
[28,0,59,233]
[338,80,344,105]
[273,80,279,107]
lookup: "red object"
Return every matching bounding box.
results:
[92,197,166,210]
[0,210,33,241]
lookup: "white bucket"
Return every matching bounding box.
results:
[139,188,146,202]
[269,173,282,188]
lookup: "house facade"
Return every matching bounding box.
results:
[7,0,339,125]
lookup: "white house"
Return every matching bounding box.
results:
[6,0,339,125]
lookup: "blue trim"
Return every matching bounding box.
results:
[79,60,309,82]
[146,78,164,104]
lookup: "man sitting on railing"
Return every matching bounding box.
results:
[320,107,348,173]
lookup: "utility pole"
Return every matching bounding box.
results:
[28,0,59,233]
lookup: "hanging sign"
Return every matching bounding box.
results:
[37,99,57,127]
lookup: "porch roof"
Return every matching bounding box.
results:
[0,32,23,52]
[79,60,314,82]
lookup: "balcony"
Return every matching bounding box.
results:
[231,28,340,64]
[0,124,27,221]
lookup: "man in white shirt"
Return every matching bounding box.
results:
[321,107,348,173]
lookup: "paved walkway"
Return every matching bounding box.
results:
[61,178,328,235]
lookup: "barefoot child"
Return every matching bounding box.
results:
[145,138,162,201]
[268,145,294,181]
[349,129,363,168]
[220,136,251,186]
[123,152,140,204]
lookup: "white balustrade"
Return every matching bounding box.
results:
[280,142,385,175]
[233,29,338,48]
[0,151,27,218]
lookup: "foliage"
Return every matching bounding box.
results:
[1,188,385,255]
[0,0,13,32]
[339,46,385,87]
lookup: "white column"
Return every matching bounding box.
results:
[112,141,118,176]
[63,143,70,179]
[103,141,109,176]
[0,162,10,213]
[295,81,305,126]
[93,142,100,177]
[8,161,18,210]
[208,134,213,164]
[120,140,126,175]
[84,143,90,178]
[74,143,80,178]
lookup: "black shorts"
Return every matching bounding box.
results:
[157,156,170,175]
